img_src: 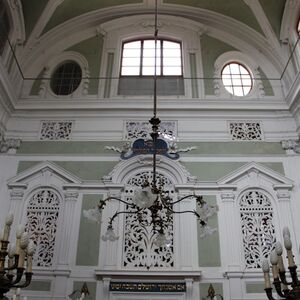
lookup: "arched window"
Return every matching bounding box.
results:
[239,190,276,268]
[26,189,61,267]
[120,39,182,76]
[0,1,11,55]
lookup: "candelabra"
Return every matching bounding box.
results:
[202,284,223,300]
[0,213,35,300]
[262,227,300,300]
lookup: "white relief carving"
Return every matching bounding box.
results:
[26,190,60,267]
[123,171,174,268]
[240,190,275,268]
[124,121,176,141]
[229,122,262,140]
[40,121,73,140]
[0,129,21,153]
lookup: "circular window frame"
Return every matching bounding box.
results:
[214,51,268,99]
[221,61,253,97]
[40,51,89,98]
[50,60,83,96]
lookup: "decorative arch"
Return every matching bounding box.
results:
[103,155,196,186]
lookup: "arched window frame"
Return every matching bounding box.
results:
[120,38,183,77]
[98,14,203,98]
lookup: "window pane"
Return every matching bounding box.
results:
[123,48,141,58]
[142,66,161,75]
[221,62,252,96]
[121,66,140,75]
[124,41,141,49]
[163,57,181,66]
[122,57,140,67]
[164,66,181,75]
[163,41,180,49]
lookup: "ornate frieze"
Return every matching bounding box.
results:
[40,121,73,140]
[229,122,262,141]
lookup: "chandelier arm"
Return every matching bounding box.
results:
[167,195,204,206]
[100,196,137,209]
[3,255,19,271]
[12,272,33,288]
[109,208,143,224]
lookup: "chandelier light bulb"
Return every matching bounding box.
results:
[20,232,29,249]
[102,226,119,242]
[133,186,157,209]
[270,250,278,265]
[8,243,16,258]
[284,234,292,250]
[16,225,25,239]
[282,226,290,238]
[5,212,14,226]
[275,241,283,255]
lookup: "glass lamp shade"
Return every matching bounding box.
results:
[102,226,119,242]
[83,208,101,223]
[153,232,171,248]
[133,186,157,209]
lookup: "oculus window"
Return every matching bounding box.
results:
[221,62,252,96]
[50,61,82,95]
[119,39,184,95]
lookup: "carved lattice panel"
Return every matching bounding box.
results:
[230,122,262,140]
[40,121,73,140]
[26,190,60,267]
[240,190,275,268]
[124,121,176,141]
[123,171,174,268]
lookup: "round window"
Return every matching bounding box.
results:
[221,62,252,96]
[50,61,82,95]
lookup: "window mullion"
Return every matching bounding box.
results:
[140,40,144,76]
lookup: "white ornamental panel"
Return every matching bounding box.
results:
[240,190,275,268]
[26,190,60,267]
[123,171,174,268]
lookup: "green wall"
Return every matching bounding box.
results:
[66,36,104,94]
[200,35,237,95]
[165,0,264,35]
[76,195,101,266]
[259,0,286,39]
[198,196,220,267]
[21,0,49,39]
[43,0,142,34]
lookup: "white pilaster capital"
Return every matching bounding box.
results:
[9,186,27,201]
[64,190,79,202]
[220,192,235,202]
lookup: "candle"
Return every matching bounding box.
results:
[18,232,29,268]
[16,225,25,255]
[26,240,35,273]
[3,213,14,241]
[270,250,279,279]
[262,259,271,288]
[275,241,285,272]
[284,234,295,267]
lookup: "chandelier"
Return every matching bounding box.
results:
[84,0,218,247]
[0,213,35,299]
[262,227,300,300]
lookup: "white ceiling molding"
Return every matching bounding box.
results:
[19,4,284,79]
